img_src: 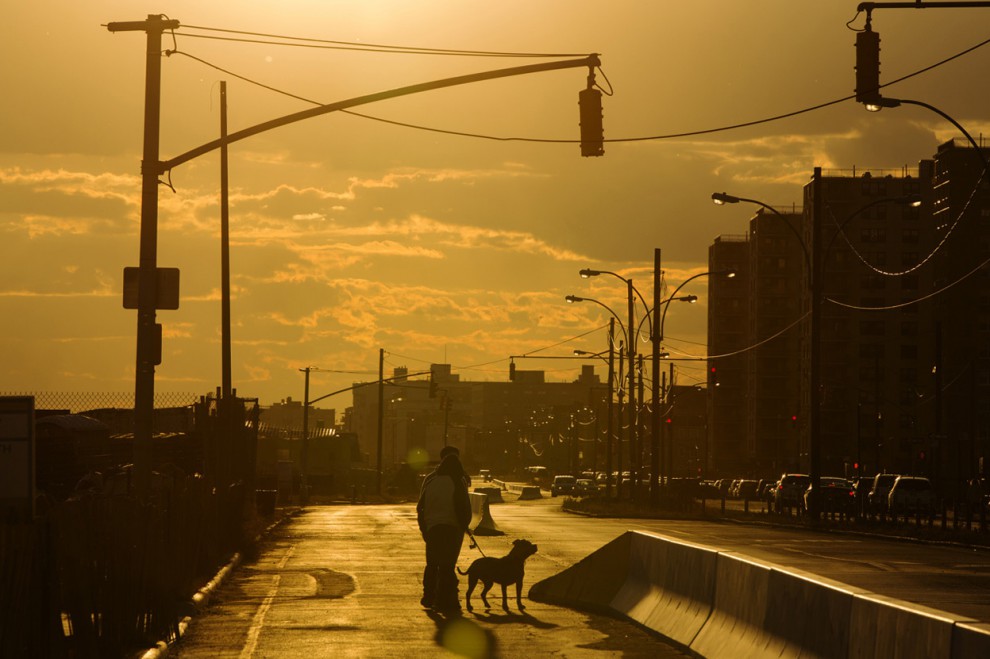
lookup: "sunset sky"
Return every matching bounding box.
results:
[2,1,989,411]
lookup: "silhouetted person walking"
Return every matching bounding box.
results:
[417,449,471,612]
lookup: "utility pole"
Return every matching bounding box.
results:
[301,366,310,502]
[606,318,616,500]
[650,248,662,505]
[377,348,384,495]
[107,15,180,498]
[626,280,636,500]
[809,166,823,520]
[220,81,232,400]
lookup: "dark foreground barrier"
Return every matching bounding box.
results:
[530,530,990,658]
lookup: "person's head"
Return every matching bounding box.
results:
[436,452,464,477]
[439,445,460,460]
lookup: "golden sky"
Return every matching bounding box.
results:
[2,1,988,409]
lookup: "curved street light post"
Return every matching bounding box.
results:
[655,270,733,492]
[713,181,825,521]
[575,272,641,498]
[567,295,629,497]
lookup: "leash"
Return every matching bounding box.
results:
[466,529,486,557]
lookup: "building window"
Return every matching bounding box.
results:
[900,344,918,359]
[900,275,919,291]
[861,227,887,243]
[860,343,883,358]
[901,321,918,337]
[902,228,919,244]
[860,320,885,336]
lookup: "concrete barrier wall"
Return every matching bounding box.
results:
[529,532,632,611]
[468,492,485,531]
[612,532,718,648]
[529,530,990,658]
[848,594,962,659]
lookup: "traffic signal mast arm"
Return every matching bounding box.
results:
[857,2,990,10]
[162,54,602,172]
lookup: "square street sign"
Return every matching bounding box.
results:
[123,267,180,310]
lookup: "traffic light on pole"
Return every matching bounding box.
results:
[855,29,881,105]
[709,364,719,387]
[578,87,604,157]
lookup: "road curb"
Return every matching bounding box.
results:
[134,508,299,659]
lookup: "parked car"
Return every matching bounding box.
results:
[888,475,934,516]
[573,478,597,497]
[805,477,856,515]
[737,480,760,500]
[868,473,899,514]
[550,474,577,497]
[853,476,874,515]
[479,469,492,482]
[774,474,811,513]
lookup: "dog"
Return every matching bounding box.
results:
[457,538,538,612]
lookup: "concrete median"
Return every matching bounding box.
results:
[473,486,503,503]
[467,491,503,536]
[517,486,542,500]
[849,593,965,658]
[529,532,633,610]
[530,529,990,658]
[612,532,718,648]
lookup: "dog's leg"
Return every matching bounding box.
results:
[465,575,476,612]
[480,581,492,609]
[500,583,509,611]
[516,578,525,610]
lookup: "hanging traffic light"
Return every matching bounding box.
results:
[855,29,882,105]
[578,87,604,157]
[429,378,438,398]
[509,360,516,381]
[709,365,719,387]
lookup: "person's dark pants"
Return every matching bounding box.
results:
[422,524,464,609]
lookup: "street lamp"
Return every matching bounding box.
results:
[575,270,641,498]
[654,271,733,493]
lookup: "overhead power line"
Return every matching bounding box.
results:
[168,29,990,145]
[177,24,592,58]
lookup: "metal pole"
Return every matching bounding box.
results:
[301,367,310,502]
[220,81,232,400]
[637,354,644,494]
[651,248,662,505]
[606,318,616,499]
[809,167,823,520]
[667,362,675,483]
[107,15,179,498]
[616,341,624,499]
[627,279,636,499]
[377,348,384,495]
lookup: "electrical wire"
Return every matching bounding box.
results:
[177,24,592,58]
[825,164,988,278]
[826,252,990,311]
[166,29,990,146]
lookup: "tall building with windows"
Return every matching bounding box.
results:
[707,234,749,477]
[930,139,990,491]
[803,164,934,479]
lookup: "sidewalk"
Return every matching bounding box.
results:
[167,505,686,658]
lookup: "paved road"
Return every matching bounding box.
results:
[170,493,990,658]
[171,502,688,658]
[494,493,990,623]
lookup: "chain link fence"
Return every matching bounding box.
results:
[0,391,199,414]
